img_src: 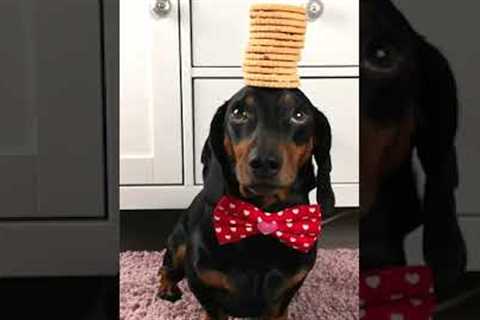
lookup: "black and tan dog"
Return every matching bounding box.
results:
[157,87,334,319]
[360,0,466,293]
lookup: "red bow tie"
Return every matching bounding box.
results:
[360,266,436,320]
[212,196,322,253]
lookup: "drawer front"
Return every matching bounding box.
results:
[193,78,359,185]
[191,0,359,67]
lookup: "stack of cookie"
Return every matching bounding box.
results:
[243,3,307,88]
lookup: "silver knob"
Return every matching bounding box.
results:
[307,0,324,21]
[151,0,171,18]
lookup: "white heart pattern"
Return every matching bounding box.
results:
[229,203,236,209]
[405,272,420,285]
[292,209,299,214]
[390,294,403,300]
[302,224,309,230]
[390,313,404,320]
[215,227,222,233]
[359,309,366,318]
[214,216,220,221]
[225,234,231,240]
[309,208,316,213]
[410,298,422,306]
[243,209,250,216]
[290,237,296,243]
[286,222,293,228]
[365,275,381,289]
[276,231,283,237]
[230,227,237,232]
[246,227,253,232]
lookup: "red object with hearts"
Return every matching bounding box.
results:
[360,266,436,320]
[212,196,322,253]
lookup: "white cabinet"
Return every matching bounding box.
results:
[120,0,359,209]
[120,0,183,185]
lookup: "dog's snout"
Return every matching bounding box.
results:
[248,151,282,178]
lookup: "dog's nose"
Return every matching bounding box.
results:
[249,153,281,178]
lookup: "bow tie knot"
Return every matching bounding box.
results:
[213,196,322,253]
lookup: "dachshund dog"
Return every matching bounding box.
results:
[157,86,334,319]
[360,0,466,293]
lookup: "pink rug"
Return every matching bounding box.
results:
[120,249,359,320]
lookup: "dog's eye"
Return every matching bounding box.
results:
[230,107,249,124]
[291,110,307,124]
[366,42,398,69]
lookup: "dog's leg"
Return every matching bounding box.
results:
[261,313,287,320]
[157,217,188,302]
[261,269,309,320]
[201,310,228,320]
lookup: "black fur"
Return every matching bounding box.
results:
[360,0,466,293]
[159,86,334,319]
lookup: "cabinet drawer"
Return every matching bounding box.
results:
[191,0,359,67]
[193,78,359,185]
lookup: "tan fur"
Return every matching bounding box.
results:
[198,270,235,293]
[360,113,416,212]
[278,139,313,185]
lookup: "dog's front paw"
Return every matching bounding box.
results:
[157,268,183,302]
[157,283,183,302]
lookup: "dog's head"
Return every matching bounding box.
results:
[360,0,421,212]
[202,86,333,212]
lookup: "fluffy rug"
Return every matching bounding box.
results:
[120,249,359,320]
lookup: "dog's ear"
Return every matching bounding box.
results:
[311,107,335,218]
[415,39,466,289]
[201,101,237,204]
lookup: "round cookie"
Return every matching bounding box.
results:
[244,52,300,62]
[250,24,306,34]
[243,73,299,82]
[249,32,305,41]
[243,65,297,75]
[250,17,306,28]
[250,10,306,22]
[247,45,302,55]
[245,79,300,88]
[250,3,306,15]
[249,38,304,48]
[243,59,298,68]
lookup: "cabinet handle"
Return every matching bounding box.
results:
[151,0,171,18]
[307,0,324,21]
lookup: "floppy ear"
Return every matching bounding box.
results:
[312,107,335,219]
[415,39,466,289]
[201,101,238,204]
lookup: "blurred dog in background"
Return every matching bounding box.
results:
[360,0,466,293]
